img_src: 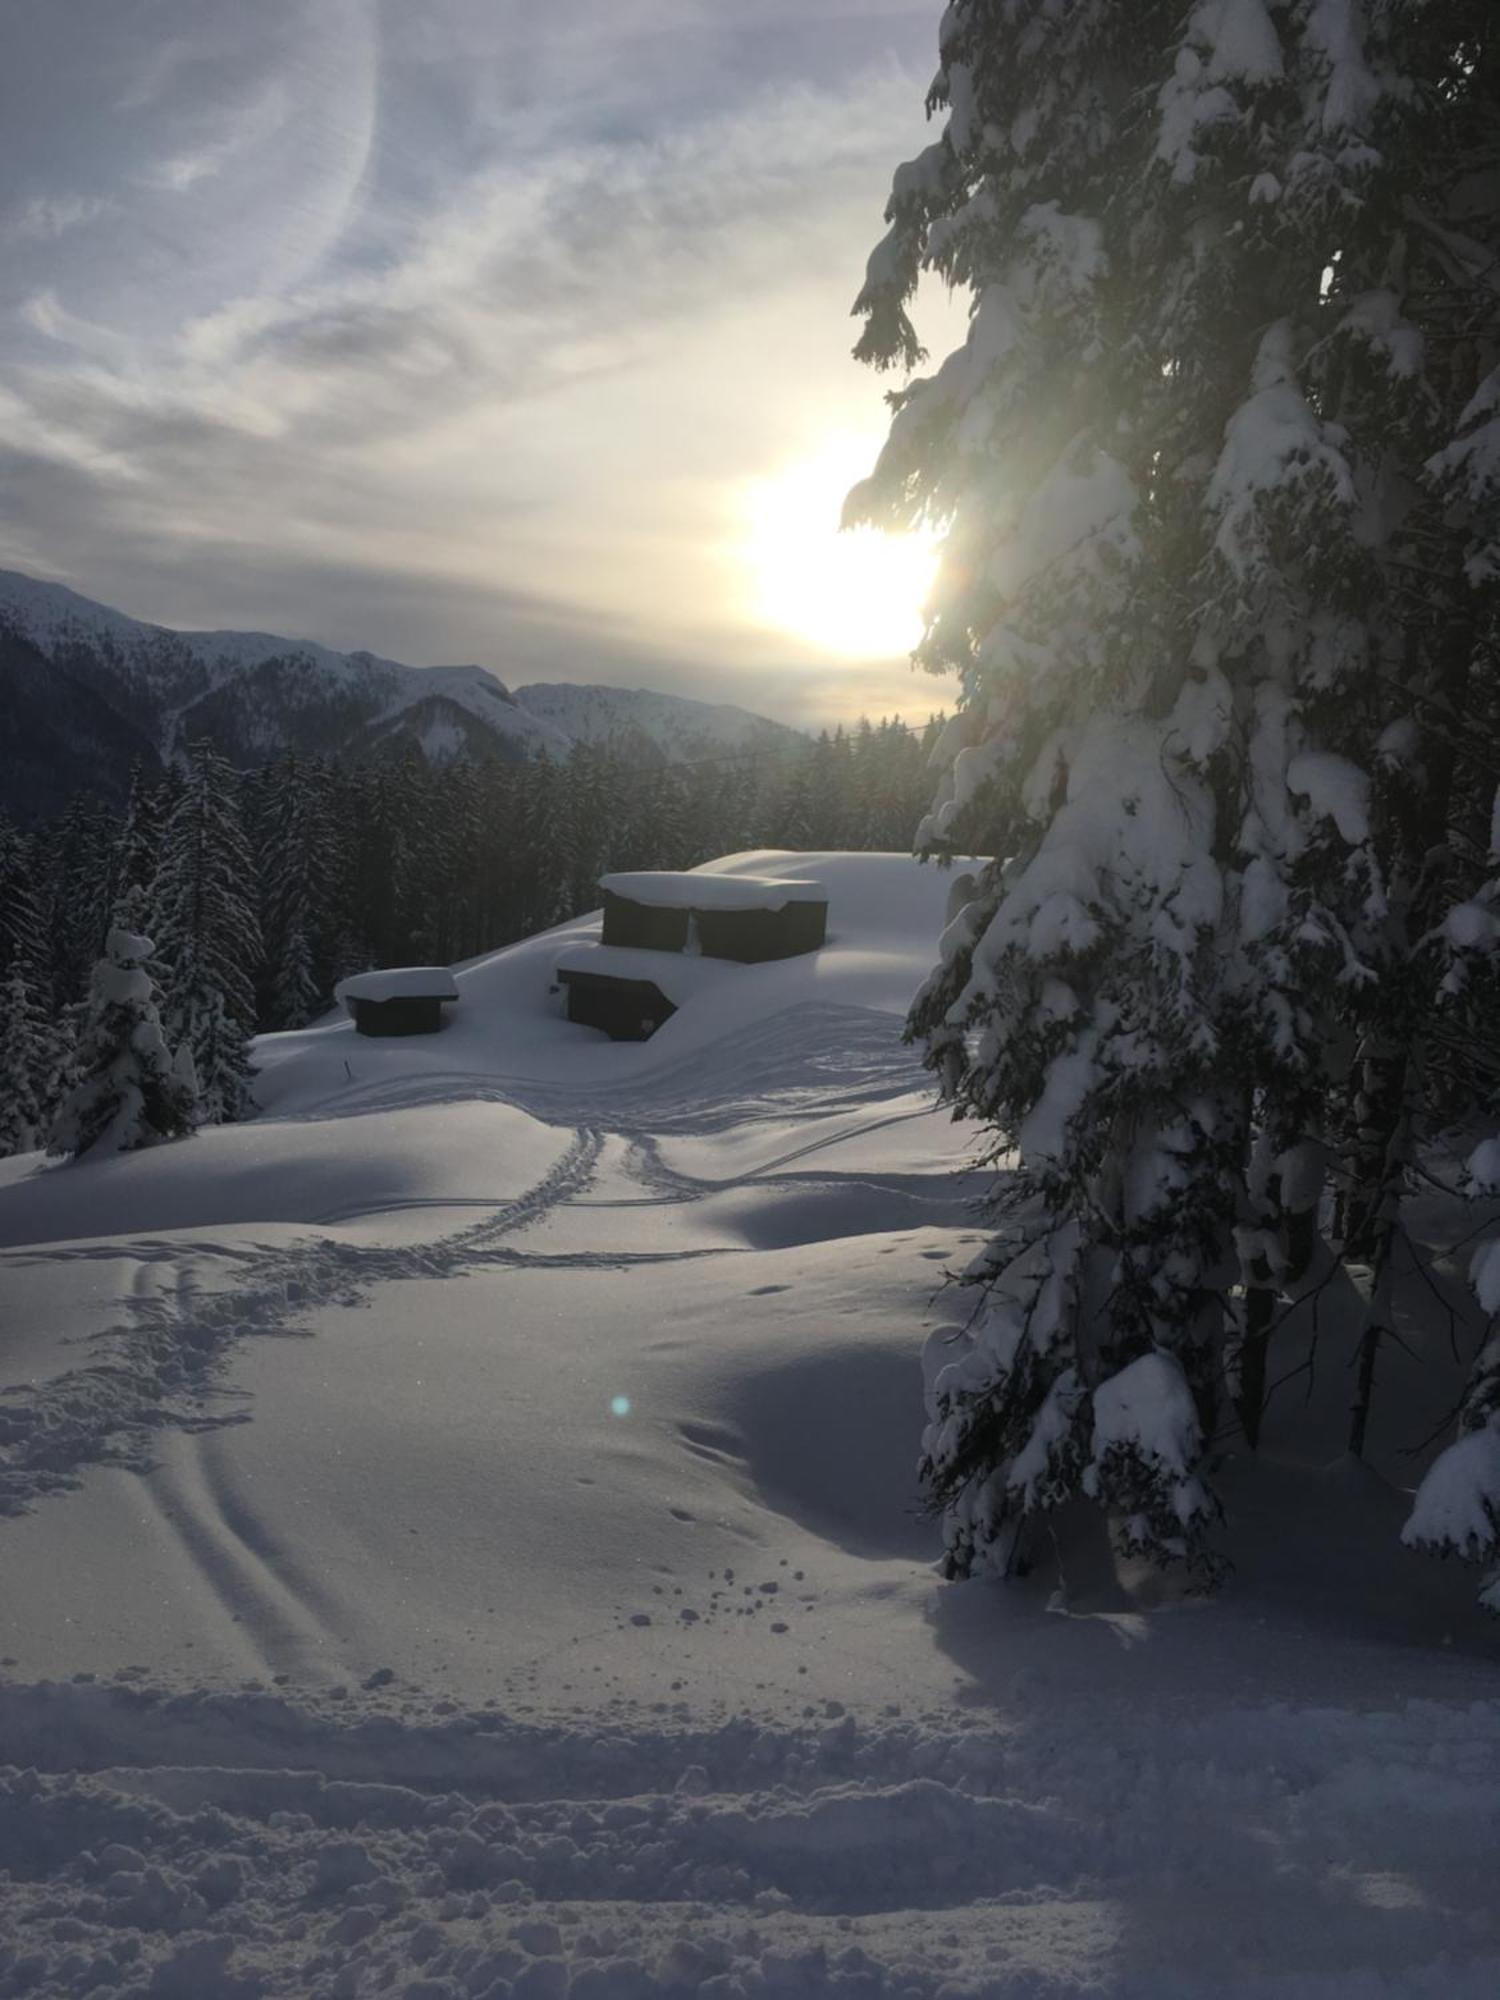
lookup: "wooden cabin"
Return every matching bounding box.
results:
[598,872,828,963]
[556,966,677,1042]
[335,966,460,1037]
[556,872,829,1042]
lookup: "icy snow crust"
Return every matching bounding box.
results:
[1,853,1498,1996]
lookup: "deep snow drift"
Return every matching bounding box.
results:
[0,853,1496,1998]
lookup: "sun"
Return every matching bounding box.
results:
[739,434,940,660]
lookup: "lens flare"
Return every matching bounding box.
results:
[610,1395,632,1418]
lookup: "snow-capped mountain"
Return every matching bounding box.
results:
[513,681,800,764]
[0,570,805,818]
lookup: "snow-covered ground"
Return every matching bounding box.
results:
[1,853,1496,1998]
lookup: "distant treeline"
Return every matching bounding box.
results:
[0,718,941,1153]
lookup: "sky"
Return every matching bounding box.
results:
[0,0,968,728]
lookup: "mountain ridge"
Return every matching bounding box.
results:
[0,569,805,820]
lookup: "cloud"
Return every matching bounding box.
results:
[139,77,294,193]
[0,1,961,729]
[6,195,114,242]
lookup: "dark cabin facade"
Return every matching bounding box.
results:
[599,874,828,964]
[348,994,448,1037]
[557,968,677,1042]
[693,899,826,963]
[600,889,689,953]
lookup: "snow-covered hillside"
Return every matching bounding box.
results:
[0,571,805,797]
[0,853,1496,1998]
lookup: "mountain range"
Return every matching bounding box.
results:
[0,569,803,822]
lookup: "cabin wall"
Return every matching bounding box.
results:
[694,900,827,963]
[559,971,676,1042]
[352,996,447,1037]
[601,891,690,953]
[601,891,828,965]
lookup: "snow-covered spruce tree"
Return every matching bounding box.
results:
[254,754,325,1030]
[0,966,53,1156]
[107,761,172,938]
[1402,183,1500,1604]
[48,927,196,1159]
[851,2,1500,1581]
[153,744,261,1124]
[0,811,69,1153]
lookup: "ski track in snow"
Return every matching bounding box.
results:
[0,1126,606,1517]
[4,950,1499,1992]
[0,1007,966,1524]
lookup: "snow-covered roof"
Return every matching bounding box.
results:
[599,871,827,912]
[335,967,460,1005]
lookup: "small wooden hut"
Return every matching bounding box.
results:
[556,966,677,1042]
[336,967,460,1037]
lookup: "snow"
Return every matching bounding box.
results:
[1468,1139,1500,1195]
[2,850,1499,1996]
[1204,0,1284,85]
[1207,323,1356,578]
[985,448,1140,605]
[600,873,827,913]
[1088,1351,1201,1479]
[1402,1422,1500,1560]
[335,967,461,1006]
[1446,901,1500,952]
[1287,749,1372,844]
[553,942,729,1005]
[1472,1239,1500,1317]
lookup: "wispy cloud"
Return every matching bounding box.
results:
[6,195,113,242]
[139,78,295,194]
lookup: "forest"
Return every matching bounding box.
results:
[0,717,940,1156]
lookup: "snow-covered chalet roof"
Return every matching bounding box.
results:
[599,872,827,912]
[335,967,460,1005]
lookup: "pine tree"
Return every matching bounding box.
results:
[853,1,1500,1583]
[0,811,69,1153]
[45,793,116,1010]
[108,761,172,938]
[153,745,262,1123]
[255,755,325,1030]
[0,811,48,991]
[0,966,53,1156]
[48,927,196,1159]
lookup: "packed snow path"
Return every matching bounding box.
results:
[2,856,1497,1996]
